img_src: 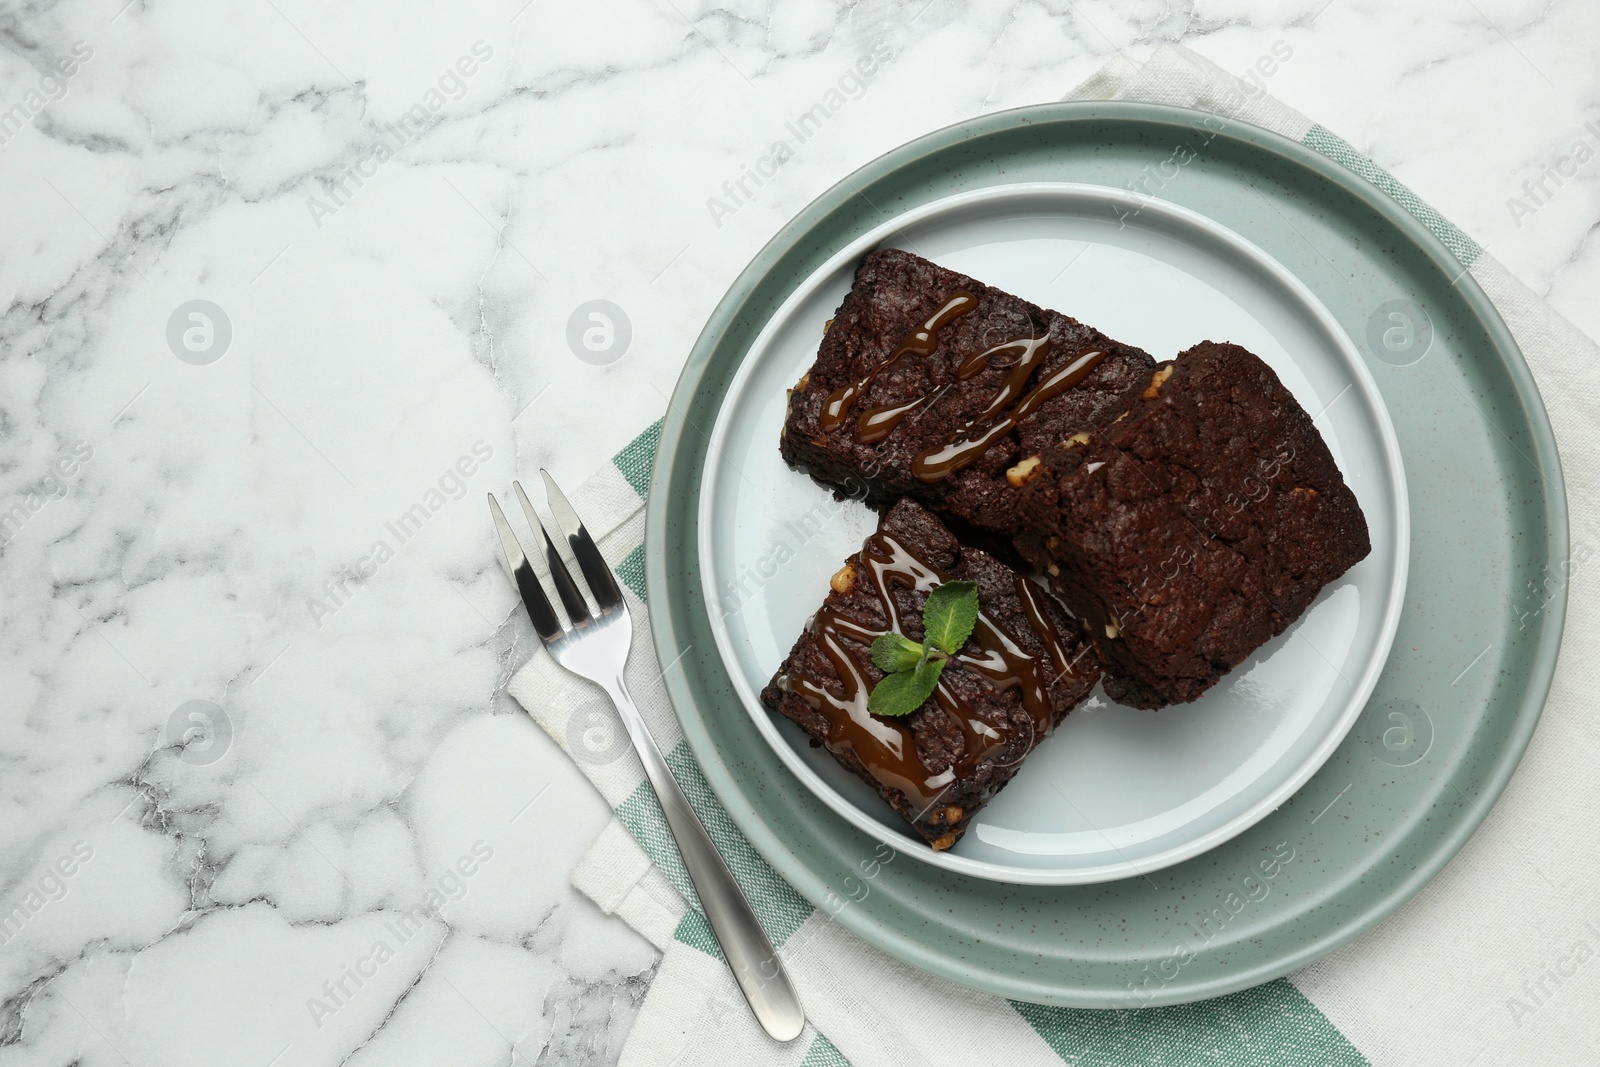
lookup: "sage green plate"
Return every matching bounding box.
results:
[646,102,1567,1007]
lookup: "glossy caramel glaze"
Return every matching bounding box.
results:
[819,292,977,434]
[913,346,1106,482]
[781,530,1069,811]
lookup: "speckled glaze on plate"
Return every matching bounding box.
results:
[646,102,1567,1007]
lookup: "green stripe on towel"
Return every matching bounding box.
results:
[1301,125,1483,268]
[619,741,814,945]
[1013,981,1368,1066]
[617,543,647,601]
[801,1033,852,1066]
[614,418,664,499]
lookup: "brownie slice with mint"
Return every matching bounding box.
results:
[761,499,1099,850]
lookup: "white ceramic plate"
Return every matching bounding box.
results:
[696,183,1409,885]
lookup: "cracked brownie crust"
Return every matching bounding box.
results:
[1016,342,1372,708]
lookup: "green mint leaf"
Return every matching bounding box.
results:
[870,633,924,674]
[921,580,979,656]
[868,657,946,717]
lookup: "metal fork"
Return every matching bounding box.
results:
[489,472,805,1043]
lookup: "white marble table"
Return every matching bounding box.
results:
[1,2,1595,1063]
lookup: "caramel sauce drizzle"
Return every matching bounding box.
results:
[857,396,928,444]
[1013,575,1080,687]
[782,531,1073,811]
[912,345,1106,482]
[819,288,1107,476]
[819,292,978,434]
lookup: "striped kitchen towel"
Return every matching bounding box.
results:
[507,44,1600,1067]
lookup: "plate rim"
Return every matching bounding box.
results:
[692,179,1412,885]
[646,100,1569,1006]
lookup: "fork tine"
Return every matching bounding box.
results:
[540,469,625,612]
[514,480,593,628]
[488,493,564,643]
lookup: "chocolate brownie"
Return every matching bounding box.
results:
[780,248,1157,540]
[761,499,1099,850]
[1015,342,1372,708]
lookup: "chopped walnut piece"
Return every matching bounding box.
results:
[1104,620,1120,639]
[1064,431,1092,448]
[1006,455,1042,487]
[943,805,964,824]
[1142,365,1174,398]
[929,833,957,851]
[830,564,856,594]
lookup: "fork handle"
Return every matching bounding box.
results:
[598,672,806,1043]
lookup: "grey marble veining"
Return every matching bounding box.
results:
[0,1,1595,1064]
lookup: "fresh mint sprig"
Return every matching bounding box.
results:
[866,580,979,717]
